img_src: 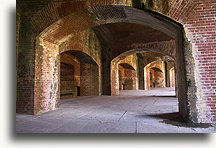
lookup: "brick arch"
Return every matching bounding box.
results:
[110,48,173,95]
[119,63,136,71]
[37,5,180,45]
[34,38,100,113]
[111,49,139,95]
[145,59,166,68]
[60,53,78,97]
[118,63,137,90]
[58,29,101,67]
[144,59,167,90]
[60,48,99,67]
[34,5,186,118]
[109,40,176,61]
[61,50,100,97]
[30,0,195,39]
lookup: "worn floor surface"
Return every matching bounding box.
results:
[16,88,215,133]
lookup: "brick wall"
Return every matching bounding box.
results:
[80,62,99,96]
[182,0,216,123]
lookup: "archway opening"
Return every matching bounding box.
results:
[111,50,176,96]
[60,50,99,99]
[118,63,136,90]
[30,5,188,123]
[144,59,175,91]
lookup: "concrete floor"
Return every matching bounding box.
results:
[16,88,215,133]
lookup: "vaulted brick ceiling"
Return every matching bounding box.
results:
[36,5,179,45]
[25,4,180,58]
[93,22,173,50]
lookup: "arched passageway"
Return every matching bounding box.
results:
[22,5,186,118]
[149,67,164,88]
[60,50,99,98]
[17,0,216,124]
[118,63,136,90]
[144,59,175,90]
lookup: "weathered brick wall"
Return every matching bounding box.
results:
[80,62,99,96]
[182,0,216,123]
[16,12,35,114]
[123,68,137,90]
[144,0,216,123]
[34,38,59,114]
[59,29,101,66]
[34,28,101,113]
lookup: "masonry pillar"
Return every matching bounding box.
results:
[175,31,188,122]
[144,67,151,90]
[136,53,144,90]
[111,62,119,95]
[164,61,170,87]
[16,13,35,114]
[101,48,112,95]
[34,38,60,114]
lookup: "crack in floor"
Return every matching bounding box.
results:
[118,111,127,122]
[135,122,138,133]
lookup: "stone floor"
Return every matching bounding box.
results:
[16,88,215,133]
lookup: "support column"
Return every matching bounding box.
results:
[144,67,150,90]
[111,62,119,95]
[101,48,111,95]
[164,61,170,87]
[136,53,144,90]
[34,38,60,114]
[16,14,35,114]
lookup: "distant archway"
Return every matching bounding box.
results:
[60,50,99,97]
[144,60,166,90]
[118,63,136,90]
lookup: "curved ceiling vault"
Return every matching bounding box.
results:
[38,5,180,43]
[36,5,181,58]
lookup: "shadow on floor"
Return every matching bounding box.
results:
[147,112,214,128]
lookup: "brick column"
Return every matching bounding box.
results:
[101,48,112,95]
[137,53,144,90]
[111,62,119,95]
[164,61,170,87]
[34,38,60,114]
[16,14,35,114]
